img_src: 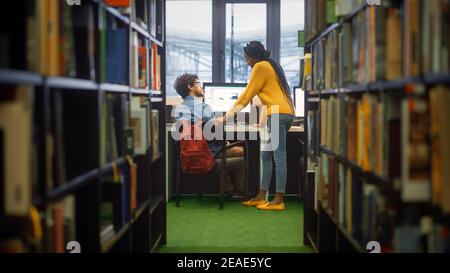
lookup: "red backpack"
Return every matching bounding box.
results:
[179,122,215,174]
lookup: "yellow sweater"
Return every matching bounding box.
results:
[232,61,294,117]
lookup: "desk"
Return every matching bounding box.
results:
[167,123,303,133]
[166,123,304,197]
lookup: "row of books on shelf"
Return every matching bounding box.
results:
[318,85,450,209]
[1,91,161,252]
[102,14,162,90]
[310,0,450,90]
[0,163,143,253]
[0,0,162,91]
[102,93,162,166]
[103,0,161,90]
[304,0,366,42]
[105,0,158,37]
[0,1,96,79]
[0,85,161,212]
[315,152,450,253]
[100,161,135,245]
[129,96,160,160]
[0,194,76,253]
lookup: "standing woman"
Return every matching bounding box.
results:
[215,41,295,211]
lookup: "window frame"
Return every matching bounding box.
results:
[212,0,280,83]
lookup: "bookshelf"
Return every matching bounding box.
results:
[303,0,450,253]
[0,0,166,253]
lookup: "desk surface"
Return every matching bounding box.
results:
[166,123,304,133]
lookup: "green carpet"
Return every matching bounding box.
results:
[158,197,312,253]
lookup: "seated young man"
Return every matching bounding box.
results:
[173,73,245,197]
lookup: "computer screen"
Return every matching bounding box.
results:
[203,83,251,113]
[294,87,305,118]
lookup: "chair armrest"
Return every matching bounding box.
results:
[225,140,246,150]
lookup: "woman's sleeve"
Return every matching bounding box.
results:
[230,63,268,113]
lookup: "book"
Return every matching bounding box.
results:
[151,110,160,160]
[152,43,161,90]
[0,86,33,217]
[134,0,149,29]
[105,28,128,85]
[385,7,402,80]
[394,225,422,253]
[401,98,430,202]
[59,1,77,77]
[345,168,353,233]
[72,4,96,80]
[338,163,345,226]
[403,0,421,77]
[47,0,60,76]
[129,158,137,211]
[346,97,357,162]
[105,0,131,7]
[45,195,75,253]
[149,0,157,37]
[430,86,450,213]
[51,91,67,188]
[131,31,139,88]
[0,238,26,253]
[130,96,148,155]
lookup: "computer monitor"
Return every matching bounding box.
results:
[203,83,251,113]
[293,86,305,118]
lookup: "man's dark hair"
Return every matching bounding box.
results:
[174,73,199,98]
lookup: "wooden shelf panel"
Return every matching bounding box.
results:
[131,88,150,95]
[100,83,130,93]
[102,4,131,25]
[132,200,150,223]
[101,223,130,253]
[150,195,164,215]
[150,231,164,253]
[47,168,99,203]
[151,97,164,102]
[150,36,164,47]
[101,158,126,174]
[131,22,150,39]
[0,69,43,85]
[46,77,98,90]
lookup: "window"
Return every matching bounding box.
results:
[166,0,212,98]
[166,0,304,98]
[225,3,267,83]
[280,0,304,91]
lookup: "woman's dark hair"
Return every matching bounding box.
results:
[244,41,294,109]
[174,73,199,98]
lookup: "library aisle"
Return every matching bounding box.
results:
[2,0,450,257]
[159,198,311,253]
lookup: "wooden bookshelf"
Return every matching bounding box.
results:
[0,0,167,253]
[303,0,450,253]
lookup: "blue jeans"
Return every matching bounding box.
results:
[260,114,294,194]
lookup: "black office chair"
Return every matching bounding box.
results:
[174,124,249,210]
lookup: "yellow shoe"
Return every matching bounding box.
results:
[256,202,285,211]
[241,199,266,207]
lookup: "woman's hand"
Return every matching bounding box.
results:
[251,123,266,128]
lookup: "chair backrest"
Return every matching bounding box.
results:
[178,121,215,174]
